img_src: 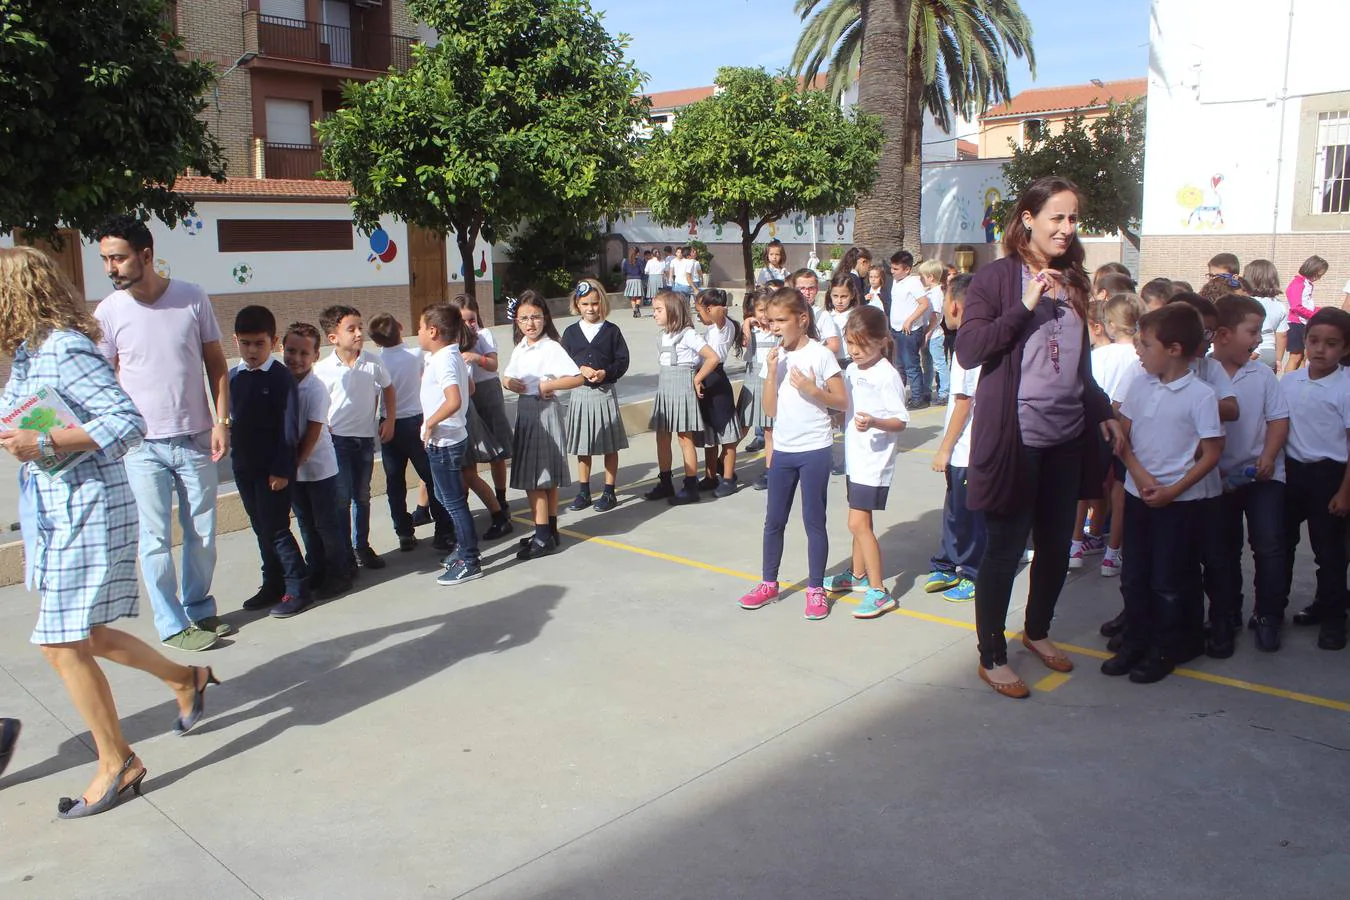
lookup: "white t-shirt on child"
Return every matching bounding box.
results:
[1222,360,1289,481]
[844,357,908,487]
[1281,367,1350,464]
[503,336,581,396]
[771,339,842,453]
[1121,371,1223,503]
[658,327,707,368]
[944,356,980,469]
[420,345,470,446]
[1092,342,1145,404]
[295,373,339,482]
[471,329,500,384]
[705,320,736,363]
[813,308,840,347]
[380,344,425,419]
[1192,355,1237,498]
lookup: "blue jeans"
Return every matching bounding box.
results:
[428,439,479,566]
[893,329,926,403]
[332,435,376,553]
[762,446,831,587]
[931,465,986,580]
[292,474,352,589]
[123,433,218,639]
[926,330,950,400]
[381,415,450,538]
[234,469,306,597]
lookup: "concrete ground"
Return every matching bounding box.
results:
[1,309,1349,899]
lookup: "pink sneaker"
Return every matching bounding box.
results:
[804,586,830,620]
[739,581,780,610]
[1101,553,1122,577]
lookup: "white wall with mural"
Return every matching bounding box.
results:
[1,200,493,300]
[1143,0,1342,237]
[920,159,1009,245]
[614,209,855,248]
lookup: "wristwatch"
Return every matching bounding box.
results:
[217,417,233,427]
[37,432,57,460]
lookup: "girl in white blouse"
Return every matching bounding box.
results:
[645,289,719,505]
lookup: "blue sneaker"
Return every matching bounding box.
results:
[942,578,976,602]
[852,588,897,619]
[924,570,961,593]
[270,594,311,619]
[437,559,483,586]
[823,570,869,592]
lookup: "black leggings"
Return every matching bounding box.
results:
[974,438,1084,668]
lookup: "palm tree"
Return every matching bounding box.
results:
[794,0,1036,253]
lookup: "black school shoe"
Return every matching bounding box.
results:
[1128,652,1176,684]
[482,515,514,540]
[0,718,19,779]
[568,491,592,512]
[1099,608,1127,638]
[1253,616,1283,653]
[516,536,558,560]
[1293,603,1326,626]
[1101,647,1145,677]
[1205,617,1236,659]
[1317,618,1348,651]
[242,583,284,611]
[669,476,701,506]
[592,490,618,512]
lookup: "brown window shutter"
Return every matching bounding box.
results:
[217,220,354,253]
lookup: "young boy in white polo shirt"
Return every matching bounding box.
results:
[1104,304,1224,684]
[315,305,395,571]
[1280,307,1350,651]
[1209,296,1289,655]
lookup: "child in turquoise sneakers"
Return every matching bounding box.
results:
[924,275,985,602]
[822,306,909,618]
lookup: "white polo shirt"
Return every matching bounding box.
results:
[1221,360,1289,481]
[844,357,909,487]
[945,356,980,469]
[658,327,707,369]
[313,349,392,439]
[420,345,469,447]
[771,339,842,453]
[1091,342,1145,404]
[813,307,840,347]
[1121,371,1223,502]
[1281,367,1350,464]
[294,372,339,482]
[889,274,925,332]
[380,344,424,419]
[705,320,736,363]
[503,336,581,396]
[1192,355,1238,498]
[471,329,500,384]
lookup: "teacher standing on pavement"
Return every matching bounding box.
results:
[955,176,1122,700]
[0,246,219,818]
[94,215,231,652]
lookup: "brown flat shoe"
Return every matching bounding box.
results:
[1021,635,1074,672]
[978,665,1030,699]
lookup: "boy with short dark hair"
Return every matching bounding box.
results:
[1209,296,1290,655]
[314,304,395,571]
[1104,303,1224,683]
[1281,307,1350,651]
[1207,252,1240,277]
[230,306,307,614]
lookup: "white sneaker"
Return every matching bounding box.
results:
[1067,542,1085,570]
[1101,553,1123,578]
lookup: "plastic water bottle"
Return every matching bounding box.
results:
[1224,465,1259,491]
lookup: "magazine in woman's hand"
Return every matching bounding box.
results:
[0,386,92,477]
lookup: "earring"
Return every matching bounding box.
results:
[1024,223,1032,234]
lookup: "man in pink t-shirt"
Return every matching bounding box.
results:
[94,215,231,652]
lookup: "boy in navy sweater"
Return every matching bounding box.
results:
[230,305,307,615]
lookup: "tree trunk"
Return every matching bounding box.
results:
[853,0,912,255]
[1121,226,1141,252]
[455,220,479,306]
[900,40,925,258]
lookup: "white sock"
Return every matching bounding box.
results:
[1104,547,1122,561]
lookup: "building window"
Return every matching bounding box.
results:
[261,0,306,20]
[1022,118,1046,145]
[217,220,354,253]
[1315,110,1350,215]
[265,98,314,146]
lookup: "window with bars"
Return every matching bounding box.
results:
[1315,111,1350,215]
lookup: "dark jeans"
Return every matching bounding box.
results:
[292,474,351,590]
[234,469,306,597]
[973,438,1082,668]
[428,439,479,566]
[931,465,986,580]
[1120,494,1204,659]
[1284,458,1349,621]
[332,435,376,552]
[762,447,831,588]
[893,329,926,402]
[1215,480,1287,620]
[381,414,451,538]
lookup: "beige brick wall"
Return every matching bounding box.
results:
[178,1,253,179]
[1140,234,1350,303]
[390,0,417,38]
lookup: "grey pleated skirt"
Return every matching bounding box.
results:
[624,277,644,297]
[736,371,774,429]
[468,399,509,463]
[472,378,514,459]
[510,395,572,490]
[649,364,705,434]
[566,384,630,455]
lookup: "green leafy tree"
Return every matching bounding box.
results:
[503,216,601,298]
[642,67,883,286]
[792,0,1035,254]
[997,98,1145,249]
[318,0,646,301]
[0,0,225,238]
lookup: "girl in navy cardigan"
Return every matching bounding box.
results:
[560,279,631,512]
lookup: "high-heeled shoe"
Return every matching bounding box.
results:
[174,666,221,735]
[57,753,146,819]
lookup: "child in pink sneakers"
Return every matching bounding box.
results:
[738,287,848,620]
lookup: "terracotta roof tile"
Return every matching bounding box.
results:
[980,78,1146,121]
[956,139,978,158]
[172,176,353,201]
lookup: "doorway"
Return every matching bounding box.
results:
[406,226,447,327]
[16,229,86,298]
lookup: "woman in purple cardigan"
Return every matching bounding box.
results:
[954,176,1123,699]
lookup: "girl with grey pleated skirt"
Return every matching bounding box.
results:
[561,282,632,512]
[645,290,720,505]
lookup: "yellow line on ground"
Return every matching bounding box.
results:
[513,517,1350,714]
[1033,672,1073,692]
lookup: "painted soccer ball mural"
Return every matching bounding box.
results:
[231,263,254,285]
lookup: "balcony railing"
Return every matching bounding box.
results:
[264,142,324,180]
[252,14,415,73]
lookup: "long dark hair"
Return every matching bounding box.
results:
[1003,175,1091,317]
[696,288,745,355]
[826,268,862,311]
[511,289,560,344]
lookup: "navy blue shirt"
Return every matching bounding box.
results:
[560,321,630,387]
[229,358,299,479]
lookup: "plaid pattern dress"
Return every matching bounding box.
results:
[4,330,146,644]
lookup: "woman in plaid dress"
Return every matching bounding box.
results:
[0,247,220,819]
